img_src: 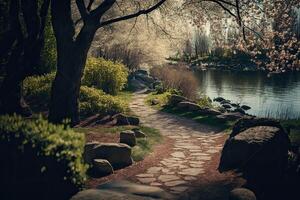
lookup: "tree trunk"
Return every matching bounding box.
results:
[48,45,86,125]
[48,2,96,125]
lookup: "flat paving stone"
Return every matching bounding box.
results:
[179,168,205,176]
[136,174,154,178]
[138,178,156,184]
[147,167,162,174]
[184,176,197,181]
[158,175,180,182]
[164,180,187,187]
[171,152,185,158]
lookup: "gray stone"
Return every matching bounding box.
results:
[113,114,140,126]
[177,101,201,112]
[96,180,173,199]
[135,69,148,76]
[93,143,133,169]
[222,104,232,109]
[128,78,148,91]
[229,188,256,200]
[151,99,160,105]
[213,97,225,102]
[219,125,290,187]
[216,112,243,121]
[234,108,246,114]
[199,108,222,116]
[241,105,251,110]
[120,130,136,147]
[135,74,154,84]
[230,117,284,138]
[220,100,231,104]
[169,95,188,106]
[83,142,100,164]
[89,159,113,178]
[132,128,146,138]
[70,189,156,200]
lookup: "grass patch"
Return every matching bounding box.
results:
[146,92,171,108]
[281,119,300,146]
[74,125,162,162]
[132,126,162,161]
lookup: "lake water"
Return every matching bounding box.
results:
[196,70,300,119]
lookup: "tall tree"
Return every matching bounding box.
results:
[49,0,166,125]
[0,0,50,115]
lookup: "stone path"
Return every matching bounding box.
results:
[129,92,225,197]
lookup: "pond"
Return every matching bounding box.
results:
[196,69,300,119]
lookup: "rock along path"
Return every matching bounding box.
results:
[129,91,226,198]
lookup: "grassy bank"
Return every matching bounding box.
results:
[146,92,235,132]
[74,125,162,162]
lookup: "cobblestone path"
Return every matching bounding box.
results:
[129,92,226,197]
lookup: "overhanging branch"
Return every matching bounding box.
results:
[98,0,166,28]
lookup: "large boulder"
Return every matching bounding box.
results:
[128,78,147,91]
[120,130,136,147]
[96,180,173,199]
[230,117,286,138]
[135,74,154,85]
[229,188,256,200]
[219,120,290,188]
[88,159,114,178]
[70,189,155,200]
[113,114,140,126]
[135,69,148,76]
[71,180,176,200]
[168,94,188,106]
[177,101,201,111]
[198,108,222,116]
[83,142,100,164]
[93,143,133,169]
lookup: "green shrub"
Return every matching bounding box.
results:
[79,86,126,116]
[197,96,213,108]
[0,115,87,200]
[82,57,128,95]
[39,14,57,74]
[23,72,55,108]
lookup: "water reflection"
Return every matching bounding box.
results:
[196,70,300,119]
